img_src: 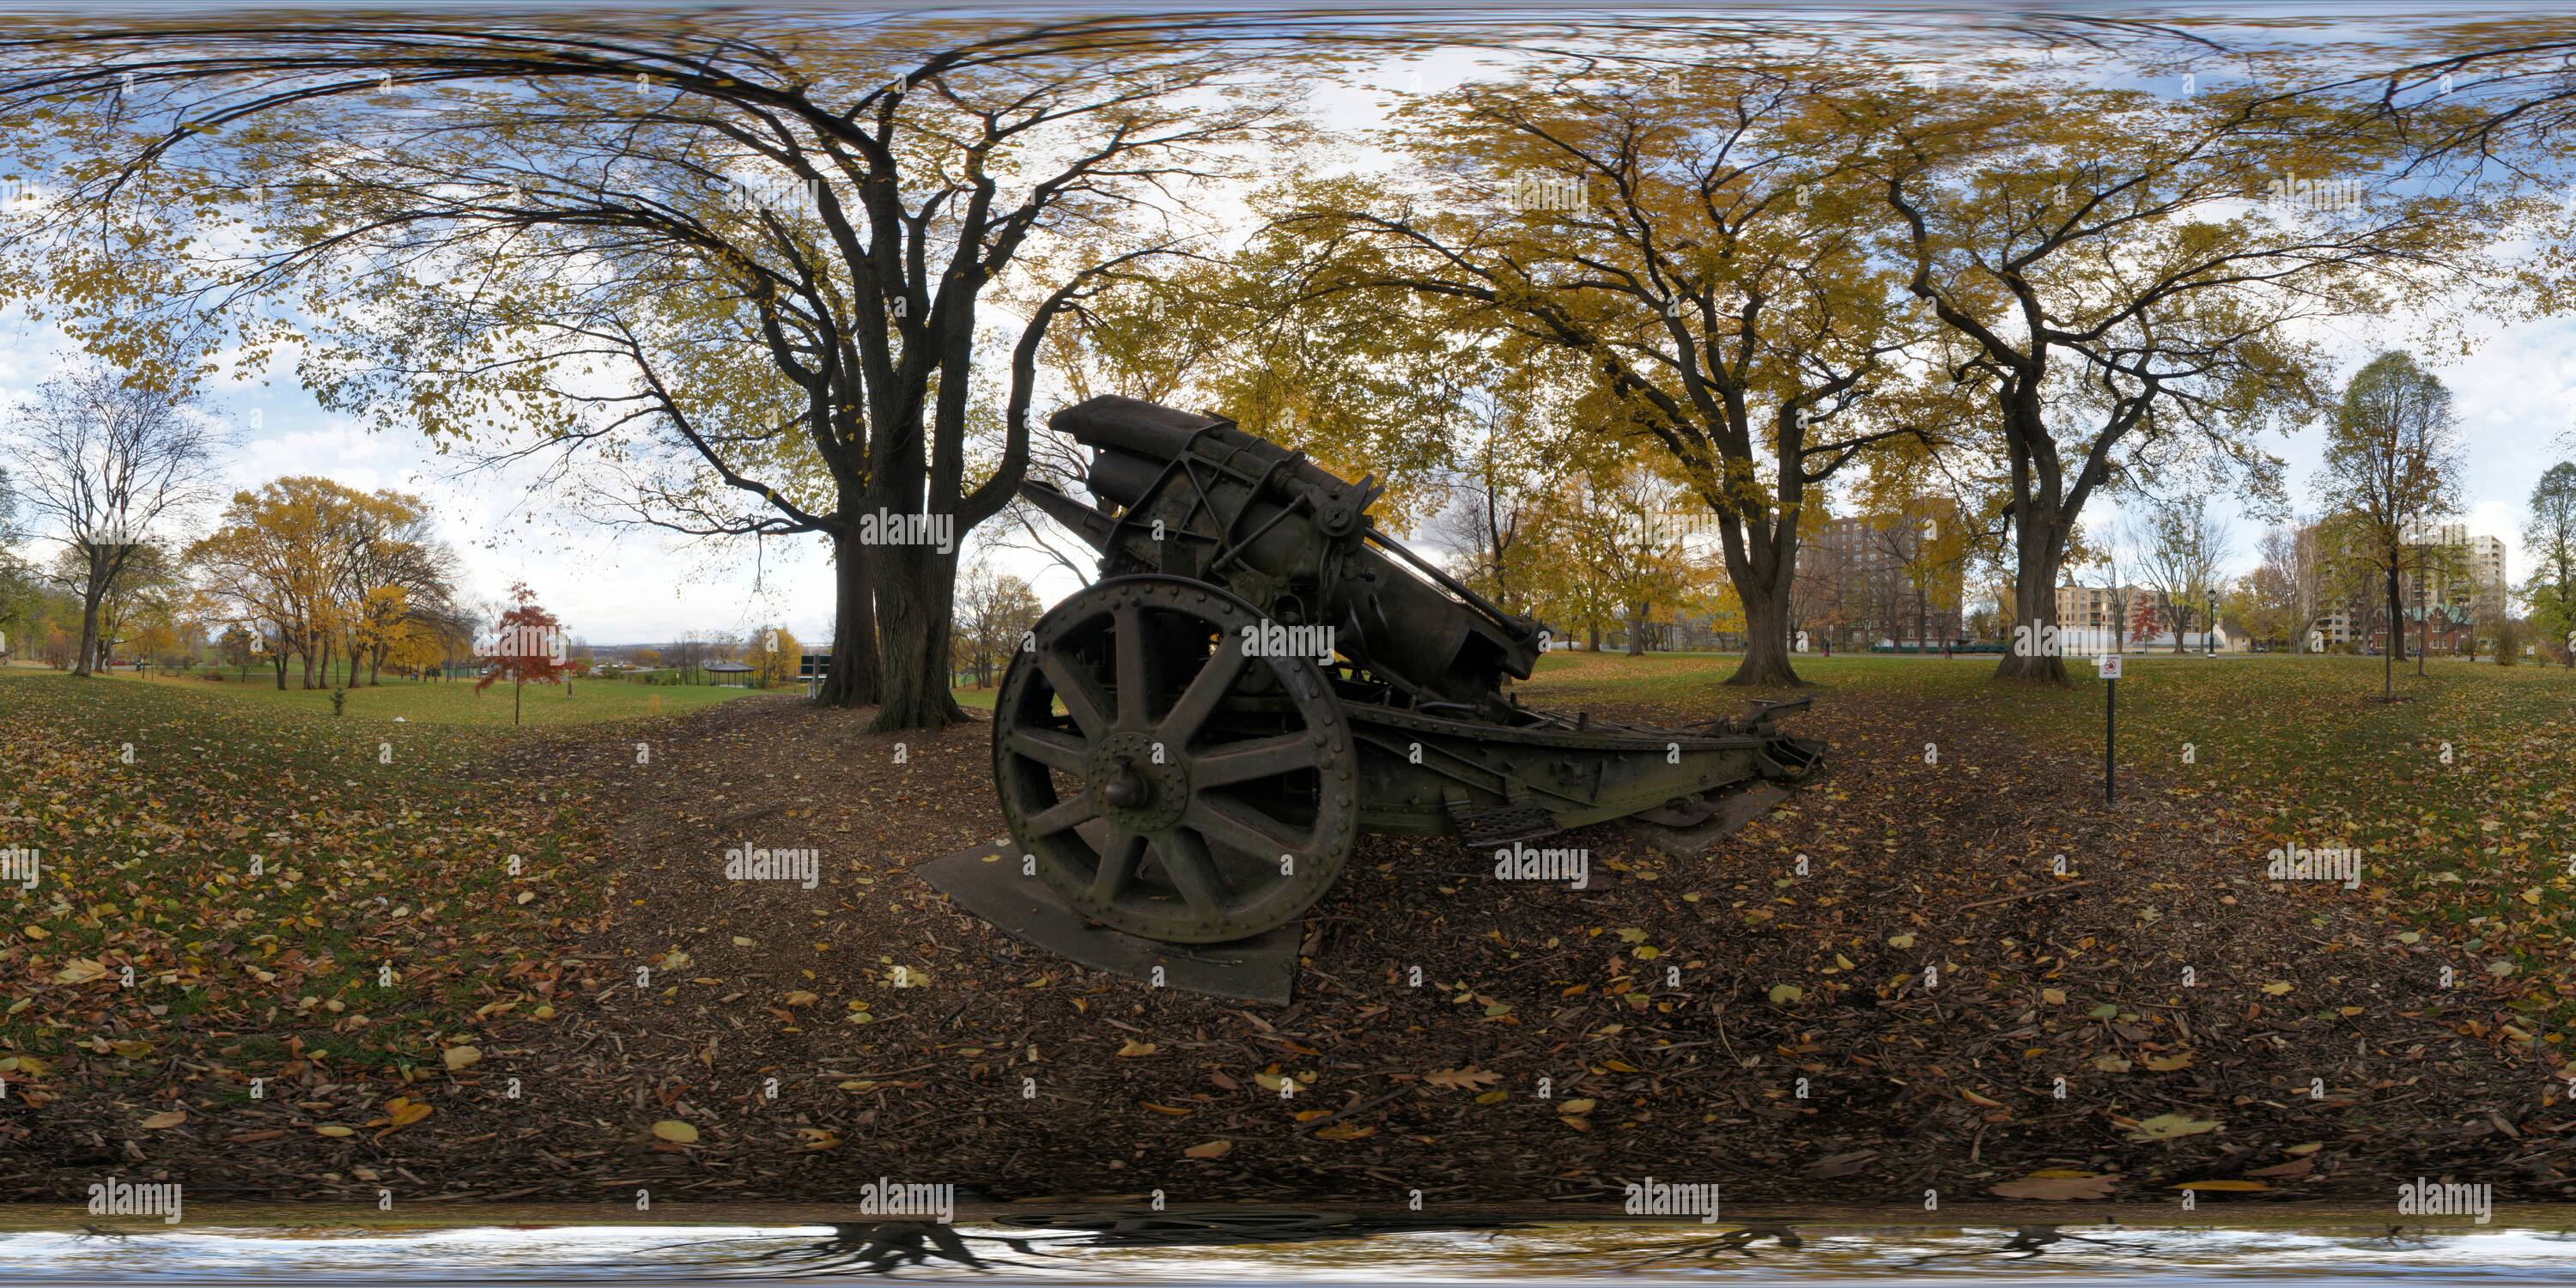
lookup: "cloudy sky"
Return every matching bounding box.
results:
[2,18,2567,646]
[0,308,835,648]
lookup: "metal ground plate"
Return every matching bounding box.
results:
[915,841,1300,1006]
[1625,782,1796,859]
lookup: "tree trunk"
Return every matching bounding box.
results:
[1712,481,1808,686]
[272,651,288,690]
[867,545,965,732]
[2383,558,2400,699]
[70,547,106,677]
[817,528,884,709]
[1732,586,1802,686]
[1996,511,2071,683]
[1624,603,1648,658]
[71,603,99,677]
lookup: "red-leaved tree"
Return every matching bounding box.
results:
[476,581,571,726]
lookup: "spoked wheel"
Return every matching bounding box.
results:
[993,576,1358,944]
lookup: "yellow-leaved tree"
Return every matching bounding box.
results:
[186,477,459,690]
[747,626,803,690]
[0,14,1312,727]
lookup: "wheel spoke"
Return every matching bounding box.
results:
[1036,648,1112,739]
[1154,828,1230,920]
[1157,635,1247,742]
[1185,795,1309,860]
[1115,605,1150,728]
[1091,828,1145,904]
[1192,732,1320,787]
[1004,727,1089,774]
[1023,793,1099,840]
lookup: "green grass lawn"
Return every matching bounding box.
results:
[10,647,2568,1089]
[107,667,769,726]
[0,668,613,1081]
[1522,648,2576,1019]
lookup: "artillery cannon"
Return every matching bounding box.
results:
[995,396,1822,945]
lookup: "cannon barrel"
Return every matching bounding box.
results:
[1027,396,1544,712]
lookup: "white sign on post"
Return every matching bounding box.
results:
[2096,654,2123,681]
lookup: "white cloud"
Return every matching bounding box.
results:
[9,37,2575,643]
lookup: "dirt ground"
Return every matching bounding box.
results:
[16,680,2572,1209]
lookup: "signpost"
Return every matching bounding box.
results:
[2097,653,2122,804]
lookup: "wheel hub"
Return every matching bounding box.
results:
[1090,729,1188,832]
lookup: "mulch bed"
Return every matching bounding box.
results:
[15,680,2573,1209]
